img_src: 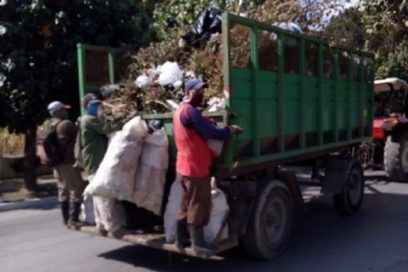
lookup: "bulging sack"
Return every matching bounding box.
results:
[93,196,125,233]
[164,176,183,243]
[84,116,148,201]
[204,188,229,244]
[79,193,95,225]
[133,128,169,215]
[164,177,230,244]
[157,61,183,87]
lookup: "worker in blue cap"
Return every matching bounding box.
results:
[173,78,242,254]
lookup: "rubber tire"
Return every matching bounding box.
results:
[384,134,408,182]
[242,180,294,260]
[333,159,365,215]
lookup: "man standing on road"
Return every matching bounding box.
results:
[47,101,85,227]
[173,79,242,254]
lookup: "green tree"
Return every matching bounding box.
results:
[360,0,408,79]
[0,0,154,190]
[323,7,365,49]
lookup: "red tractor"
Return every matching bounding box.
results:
[359,78,408,181]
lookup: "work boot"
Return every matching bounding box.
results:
[96,226,108,236]
[60,201,69,226]
[188,225,215,255]
[111,228,126,239]
[175,219,190,248]
[69,202,82,228]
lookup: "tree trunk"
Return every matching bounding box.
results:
[24,126,38,191]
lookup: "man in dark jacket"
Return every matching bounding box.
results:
[47,101,85,227]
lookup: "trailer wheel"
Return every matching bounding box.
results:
[242,180,294,260]
[384,134,408,182]
[333,159,365,215]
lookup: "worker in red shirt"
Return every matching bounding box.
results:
[173,79,242,254]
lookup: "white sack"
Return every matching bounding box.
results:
[93,196,125,233]
[133,128,169,215]
[157,61,183,86]
[79,193,95,225]
[148,67,161,79]
[164,178,230,244]
[135,74,152,89]
[204,188,229,244]
[164,176,183,243]
[84,116,148,201]
[207,97,225,112]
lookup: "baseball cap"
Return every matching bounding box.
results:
[47,101,71,115]
[184,79,207,93]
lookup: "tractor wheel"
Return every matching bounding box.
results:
[384,133,408,182]
[333,159,365,215]
[242,180,294,260]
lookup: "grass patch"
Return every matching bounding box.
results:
[0,128,25,156]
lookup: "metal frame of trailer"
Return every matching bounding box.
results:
[75,12,374,260]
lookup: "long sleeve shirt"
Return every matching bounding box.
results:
[180,106,230,140]
[52,118,77,165]
[80,114,123,175]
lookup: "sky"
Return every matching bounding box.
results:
[299,0,360,30]
[342,0,359,8]
[325,0,359,25]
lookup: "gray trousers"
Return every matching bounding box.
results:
[54,164,84,203]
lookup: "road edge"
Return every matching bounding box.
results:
[0,196,58,212]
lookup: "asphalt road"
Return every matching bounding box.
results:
[1,170,408,272]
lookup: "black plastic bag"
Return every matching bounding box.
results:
[147,119,164,134]
[95,84,120,100]
[181,7,223,48]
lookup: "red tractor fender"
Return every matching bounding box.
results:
[373,119,386,140]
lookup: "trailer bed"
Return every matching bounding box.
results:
[74,226,237,260]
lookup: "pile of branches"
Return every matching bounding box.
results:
[103,34,227,116]
[103,0,331,116]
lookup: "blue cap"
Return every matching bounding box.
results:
[184,79,206,93]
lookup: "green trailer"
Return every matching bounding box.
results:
[76,13,374,260]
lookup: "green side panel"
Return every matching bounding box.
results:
[230,68,253,156]
[221,13,373,169]
[303,76,318,132]
[282,74,299,135]
[350,82,359,102]
[364,82,373,127]
[336,81,348,130]
[255,71,278,138]
[349,84,360,132]
[321,79,335,132]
